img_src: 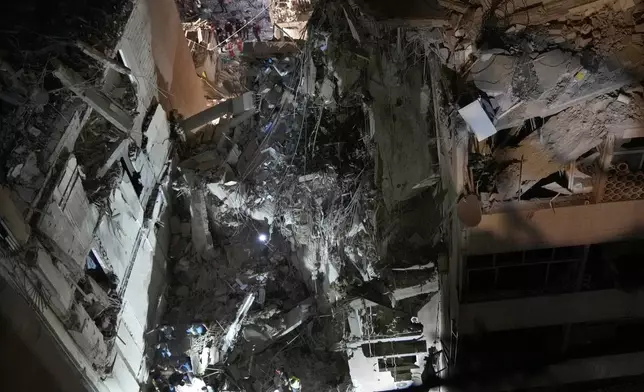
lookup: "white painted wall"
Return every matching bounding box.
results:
[467,199,644,255]
[460,289,644,334]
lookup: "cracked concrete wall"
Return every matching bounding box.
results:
[369,54,438,209]
[37,155,99,280]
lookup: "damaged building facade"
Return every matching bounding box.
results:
[4,0,644,390]
[437,0,644,390]
[0,0,207,390]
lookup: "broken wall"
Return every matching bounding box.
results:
[118,0,207,119]
[37,155,100,280]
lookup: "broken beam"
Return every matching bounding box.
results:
[53,63,133,133]
[181,92,254,134]
[75,41,132,76]
[96,139,129,178]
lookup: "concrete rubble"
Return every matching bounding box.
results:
[3,0,644,390]
[393,0,644,217]
[143,1,449,390]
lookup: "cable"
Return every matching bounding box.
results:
[216,7,268,49]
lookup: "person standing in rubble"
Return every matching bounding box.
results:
[274,369,301,392]
[234,18,244,37]
[216,25,225,45]
[252,22,262,42]
[242,16,251,40]
[224,19,234,39]
[217,0,227,13]
[288,376,301,392]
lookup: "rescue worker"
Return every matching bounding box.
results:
[289,376,301,392]
[242,16,251,40]
[224,20,234,38]
[252,22,261,42]
[274,369,302,392]
[234,18,244,37]
[217,0,227,13]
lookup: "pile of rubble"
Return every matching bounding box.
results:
[151,0,644,388]
[149,27,377,391]
[148,0,455,389]
[365,0,644,214]
[400,0,644,74]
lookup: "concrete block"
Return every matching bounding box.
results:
[459,99,497,141]
[229,109,255,129]
[470,55,517,96]
[232,92,254,115]
[302,58,316,96]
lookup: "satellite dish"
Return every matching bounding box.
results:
[457,194,482,227]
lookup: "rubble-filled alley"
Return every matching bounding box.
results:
[4,0,644,391]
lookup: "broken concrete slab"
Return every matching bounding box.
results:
[531,50,581,93]
[470,55,518,98]
[480,51,632,130]
[369,52,438,208]
[263,86,283,107]
[241,297,316,352]
[232,92,254,115]
[229,109,256,129]
[221,293,255,354]
[459,99,498,141]
[495,141,564,200]
[185,173,218,263]
[493,96,623,200]
[181,101,233,134]
[226,144,241,166]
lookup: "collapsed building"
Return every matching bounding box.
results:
[3,0,644,391]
